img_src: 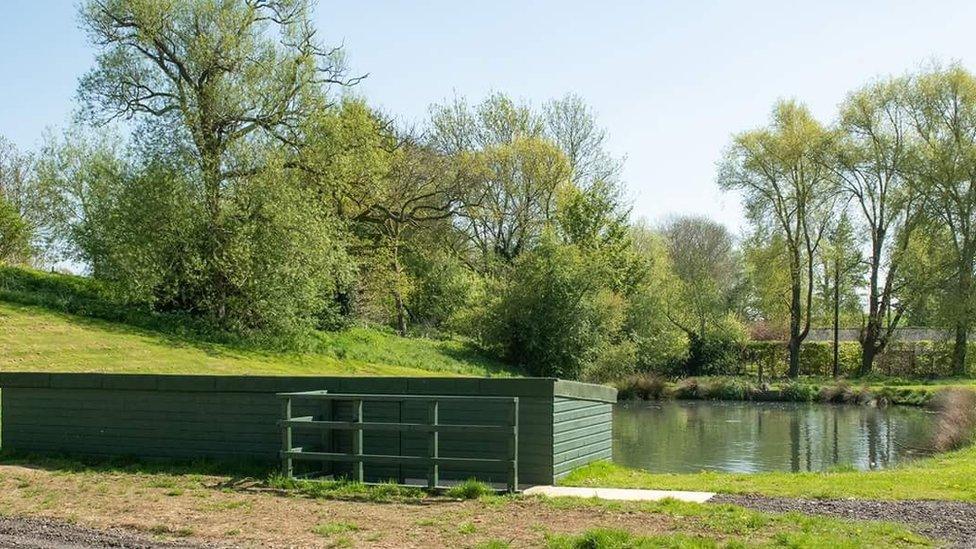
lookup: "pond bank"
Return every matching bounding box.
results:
[613,375,965,407]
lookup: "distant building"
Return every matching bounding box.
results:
[804,327,956,343]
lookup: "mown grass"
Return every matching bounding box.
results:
[0,301,513,377]
[0,266,514,377]
[562,441,976,501]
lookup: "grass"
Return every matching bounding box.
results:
[445,478,496,499]
[562,441,976,501]
[0,301,513,377]
[0,266,514,377]
[539,497,928,548]
[312,521,359,537]
[266,475,427,502]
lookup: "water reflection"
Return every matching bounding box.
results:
[613,400,938,473]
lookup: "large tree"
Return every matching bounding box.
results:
[720,100,837,378]
[831,77,923,375]
[72,0,361,331]
[906,65,976,375]
[430,95,569,268]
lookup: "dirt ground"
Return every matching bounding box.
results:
[0,464,696,548]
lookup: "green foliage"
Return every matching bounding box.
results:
[778,381,819,402]
[444,479,494,500]
[486,235,613,378]
[0,196,30,264]
[683,317,747,377]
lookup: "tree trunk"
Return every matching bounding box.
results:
[951,257,973,376]
[391,238,408,337]
[787,257,803,379]
[832,256,840,379]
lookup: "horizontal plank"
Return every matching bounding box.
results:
[280,419,516,434]
[282,451,513,467]
[278,392,519,403]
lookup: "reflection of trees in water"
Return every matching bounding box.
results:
[612,401,936,474]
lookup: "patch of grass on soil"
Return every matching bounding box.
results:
[312,521,359,537]
[563,443,976,501]
[267,475,427,502]
[445,478,495,500]
[0,455,934,548]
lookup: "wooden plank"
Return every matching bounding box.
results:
[278,419,515,435]
[276,392,518,403]
[282,451,511,467]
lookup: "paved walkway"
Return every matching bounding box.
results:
[523,485,715,503]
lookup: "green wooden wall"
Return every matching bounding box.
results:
[0,374,615,486]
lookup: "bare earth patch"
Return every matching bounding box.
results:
[0,465,691,548]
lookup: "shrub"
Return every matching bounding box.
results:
[699,377,758,400]
[484,236,625,379]
[780,381,818,402]
[615,373,668,400]
[670,378,700,399]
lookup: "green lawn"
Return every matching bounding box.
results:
[0,301,514,377]
[563,444,976,502]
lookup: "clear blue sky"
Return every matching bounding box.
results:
[3,1,976,231]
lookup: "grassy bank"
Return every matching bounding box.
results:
[615,374,976,406]
[563,443,976,502]
[0,453,932,548]
[0,301,513,376]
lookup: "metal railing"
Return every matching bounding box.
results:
[277,391,519,492]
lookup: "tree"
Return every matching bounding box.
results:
[68,0,365,333]
[0,197,30,264]
[660,215,744,375]
[346,121,466,334]
[720,100,837,378]
[906,65,976,375]
[429,95,569,269]
[544,93,622,188]
[0,137,38,264]
[76,0,361,328]
[815,211,863,378]
[831,77,922,376]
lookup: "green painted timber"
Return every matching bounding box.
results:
[0,373,616,485]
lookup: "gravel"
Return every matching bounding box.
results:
[0,516,214,549]
[713,494,976,547]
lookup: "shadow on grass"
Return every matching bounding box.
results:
[0,449,273,480]
[0,450,472,505]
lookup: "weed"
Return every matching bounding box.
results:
[445,479,494,500]
[312,521,359,537]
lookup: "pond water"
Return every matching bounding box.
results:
[612,400,940,473]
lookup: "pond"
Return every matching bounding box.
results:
[612,400,940,473]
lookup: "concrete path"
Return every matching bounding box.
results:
[523,485,715,503]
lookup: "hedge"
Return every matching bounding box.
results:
[741,340,975,378]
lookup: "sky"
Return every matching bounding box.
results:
[3,1,976,232]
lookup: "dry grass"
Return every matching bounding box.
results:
[928,388,976,452]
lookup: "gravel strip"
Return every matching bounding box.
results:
[713,494,976,547]
[0,516,214,549]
